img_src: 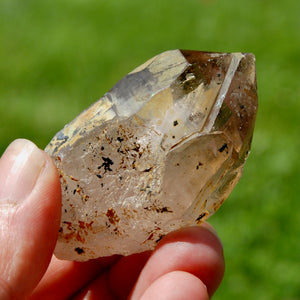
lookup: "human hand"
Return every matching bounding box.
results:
[0,139,224,300]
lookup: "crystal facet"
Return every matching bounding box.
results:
[45,50,258,261]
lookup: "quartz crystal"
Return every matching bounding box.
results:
[45,50,258,261]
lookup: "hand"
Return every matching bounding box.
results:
[0,139,224,300]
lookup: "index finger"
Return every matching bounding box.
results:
[130,224,225,299]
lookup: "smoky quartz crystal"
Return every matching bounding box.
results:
[45,50,258,261]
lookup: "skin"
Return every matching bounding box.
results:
[0,139,224,300]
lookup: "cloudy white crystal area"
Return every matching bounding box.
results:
[45,50,258,261]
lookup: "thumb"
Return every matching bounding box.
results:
[0,139,61,300]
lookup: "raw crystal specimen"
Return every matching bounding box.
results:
[45,50,258,261]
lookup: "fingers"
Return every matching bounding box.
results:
[0,139,61,299]
[107,251,151,299]
[130,225,225,299]
[68,252,151,300]
[30,255,120,300]
[140,271,209,300]
[59,224,224,300]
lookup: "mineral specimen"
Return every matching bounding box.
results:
[45,50,258,261]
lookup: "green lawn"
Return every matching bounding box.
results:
[0,0,299,299]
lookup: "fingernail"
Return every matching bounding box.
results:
[201,222,224,249]
[201,222,218,236]
[0,139,46,204]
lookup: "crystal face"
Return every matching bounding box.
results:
[45,50,258,261]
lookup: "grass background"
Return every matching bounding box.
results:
[0,0,299,299]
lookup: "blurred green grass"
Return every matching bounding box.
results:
[0,0,299,299]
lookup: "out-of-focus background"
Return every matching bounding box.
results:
[0,0,299,299]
